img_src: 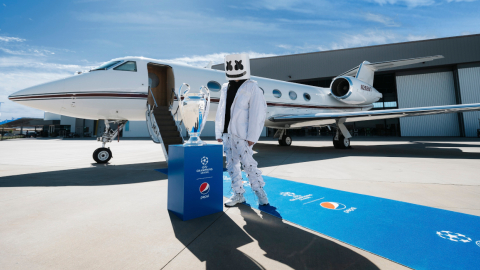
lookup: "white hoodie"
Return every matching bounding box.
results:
[215,80,267,143]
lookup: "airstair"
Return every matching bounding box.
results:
[146,88,184,162]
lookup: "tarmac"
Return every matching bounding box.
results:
[1,136,479,270]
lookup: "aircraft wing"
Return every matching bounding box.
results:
[339,55,444,77]
[268,103,480,128]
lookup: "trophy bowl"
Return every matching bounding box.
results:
[178,83,210,146]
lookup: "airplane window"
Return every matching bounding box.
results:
[207,81,221,92]
[289,91,297,100]
[114,61,137,72]
[92,60,121,71]
[273,89,282,98]
[259,87,265,94]
[304,93,311,101]
[149,73,159,88]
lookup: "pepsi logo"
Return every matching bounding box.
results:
[199,182,210,195]
[320,202,346,210]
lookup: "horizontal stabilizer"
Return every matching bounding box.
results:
[339,55,444,78]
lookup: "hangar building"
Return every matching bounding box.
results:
[213,34,480,137]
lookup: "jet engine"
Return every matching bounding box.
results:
[330,76,382,105]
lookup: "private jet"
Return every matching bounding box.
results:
[9,55,480,163]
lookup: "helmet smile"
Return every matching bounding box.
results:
[226,71,247,78]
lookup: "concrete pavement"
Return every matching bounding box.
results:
[1,137,479,269]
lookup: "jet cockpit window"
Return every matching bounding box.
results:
[114,61,137,72]
[92,60,122,71]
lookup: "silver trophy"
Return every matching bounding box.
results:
[178,83,211,146]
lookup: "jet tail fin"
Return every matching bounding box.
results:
[338,55,444,85]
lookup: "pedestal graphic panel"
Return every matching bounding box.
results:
[167,144,223,221]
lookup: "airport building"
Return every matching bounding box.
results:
[213,34,480,137]
[21,34,478,138]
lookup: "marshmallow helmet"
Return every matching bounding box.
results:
[224,53,251,81]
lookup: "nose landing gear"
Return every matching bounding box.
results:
[93,119,127,164]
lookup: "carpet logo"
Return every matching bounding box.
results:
[476,240,480,248]
[280,192,313,201]
[320,202,347,210]
[436,231,472,243]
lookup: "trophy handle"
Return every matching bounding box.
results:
[200,85,211,134]
[177,83,190,122]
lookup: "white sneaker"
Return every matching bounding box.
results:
[225,193,246,207]
[254,188,269,205]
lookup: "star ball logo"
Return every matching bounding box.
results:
[199,182,210,200]
[320,202,347,210]
[436,231,472,243]
[201,156,208,166]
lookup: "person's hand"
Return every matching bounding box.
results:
[217,139,223,143]
[247,141,254,146]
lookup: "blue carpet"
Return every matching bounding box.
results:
[156,168,480,269]
[223,172,480,270]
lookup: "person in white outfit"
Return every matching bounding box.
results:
[215,53,268,207]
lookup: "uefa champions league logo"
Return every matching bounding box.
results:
[196,156,212,175]
[201,156,208,166]
[436,231,472,243]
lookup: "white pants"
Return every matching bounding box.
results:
[223,133,265,194]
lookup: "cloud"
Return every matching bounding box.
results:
[364,12,400,27]
[0,36,26,42]
[0,47,55,56]
[368,0,477,7]
[76,11,281,35]
[253,0,330,13]
[158,51,277,67]
[369,0,435,7]
[277,30,436,53]
[277,18,351,28]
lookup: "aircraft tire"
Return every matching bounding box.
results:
[333,135,351,149]
[279,135,292,146]
[93,147,112,163]
[279,136,292,146]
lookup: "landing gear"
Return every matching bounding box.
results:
[93,148,112,163]
[333,119,351,149]
[93,119,127,163]
[333,134,350,149]
[275,129,292,146]
[279,135,292,146]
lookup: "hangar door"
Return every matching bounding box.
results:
[396,71,460,136]
[458,65,480,137]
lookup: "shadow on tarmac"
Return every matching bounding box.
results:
[0,162,168,187]
[250,140,480,169]
[169,204,380,270]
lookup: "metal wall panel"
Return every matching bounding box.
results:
[213,34,480,82]
[396,71,460,136]
[458,66,480,137]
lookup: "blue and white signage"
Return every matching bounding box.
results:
[167,144,223,221]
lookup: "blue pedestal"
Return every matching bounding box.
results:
[167,144,223,221]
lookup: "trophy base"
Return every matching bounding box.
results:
[183,136,206,146]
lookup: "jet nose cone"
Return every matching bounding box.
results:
[8,78,67,103]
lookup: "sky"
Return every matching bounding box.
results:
[0,0,479,120]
